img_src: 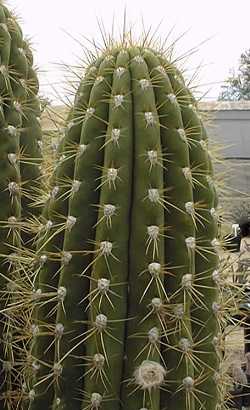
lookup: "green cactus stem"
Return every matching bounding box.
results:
[0,2,42,408]
[26,38,221,410]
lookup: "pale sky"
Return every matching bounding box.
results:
[7,0,250,103]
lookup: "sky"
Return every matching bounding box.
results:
[7,0,250,103]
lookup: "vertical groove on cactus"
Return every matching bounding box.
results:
[27,56,115,409]
[0,2,42,409]
[23,38,222,410]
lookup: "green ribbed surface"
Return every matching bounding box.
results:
[0,3,42,409]
[27,45,219,410]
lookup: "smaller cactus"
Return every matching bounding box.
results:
[0,2,42,408]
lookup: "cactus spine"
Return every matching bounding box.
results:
[0,2,42,408]
[25,40,222,410]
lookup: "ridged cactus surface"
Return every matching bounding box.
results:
[0,2,42,408]
[25,43,221,410]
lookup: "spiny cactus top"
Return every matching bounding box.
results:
[25,40,221,410]
[0,2,42,408]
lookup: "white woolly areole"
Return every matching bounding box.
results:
[213,371,223,384]
[32,361,40,373]
[133,55,144,64]
[86,107,95,118]
[206,175,214,187]
[167,93,177,103]
[179,338,192,352]
[61,252,72,265]
[115,66,126,77]
[183,376,194,391]
[147,150,158,165]
[66,215,77,230]
[97,278,110,294]
[210,207,218,219]
[29,390,35,401]
[212,336,220,349]
[18,47,25,56]
[8,216,17,224]
[185,202,194,215]
[144,111,155,126]
[55,398,61,406]
[105,54,114,61]
[67,121,74,131]
[100,241,112,255]
[148,262,161,277]
[140,78,150,90]
[0,64,7,75]
[182,167,192,181]
[13,101,22,113]
[111,128,120,143]
[89,66,97,74]
[147,225,159,239]
[174,304,184,318]
[104,204,116,217]
[7,281,17,292]
[72,180,81,193]
[151,297,163,311]
[148,188,160,203]
[148,327,160,344]
[95,314,107,330]
[185,237,196,249]
[31,324,39,337]
[8,181,19,195]
[45,220,53,230]
[95,76,104,84]
[53,363,63,376]
[182,273,193,288]
[107,168,118,182]
[134,360,166,391]
[57,286,67,301]
[91,393,102,408]
[177,128,186,142]
[0,23,8,31]
[212,301,221,314]
[50,186,59,199]
[55,323,64,338]
[93,353,105,369]
[156,65,165,74]
[51,138,59,152]
[79,144,87,155]
[8,153,17,165]
[188,103,196,111]
[211,238,220,251]
[200,140,207,150]
[113,94,124,108]
[39,254,47,265]
[212,269,221,284]
[32,288,42,300]
[7,125,18,137]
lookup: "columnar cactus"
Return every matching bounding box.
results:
[25,40,222,410]
[0,2,42,408]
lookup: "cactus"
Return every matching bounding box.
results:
[0,2,42,408]
[24,38,224,410]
